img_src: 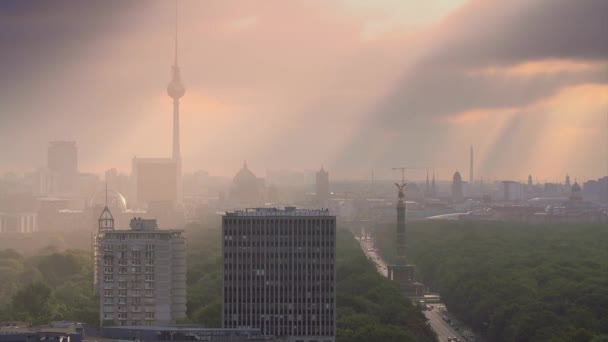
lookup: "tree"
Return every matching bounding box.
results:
[11,281,54,324]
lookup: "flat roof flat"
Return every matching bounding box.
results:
[225,207,332,217]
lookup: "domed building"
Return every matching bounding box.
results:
[230,161,264,207]
[90,188,128,212]
[452,171,464,203]
[570,181,583,202]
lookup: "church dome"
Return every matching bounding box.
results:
[231,161,262,205]
[90,188,127,212]
[571,182,581,193]
[233,161,257,184]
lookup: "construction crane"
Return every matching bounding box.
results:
[391,166,430,184]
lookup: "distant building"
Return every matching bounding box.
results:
[0,212,37,233]
[569,181,583,202]
[0,193,38,233]
[230,162,264,207]
[94,206,186,326]
[544,182,562,195]
[47,141,78,196]
[501,181,525,202]
[315,167,330,205]
[105,168,131,201]
[451,171,464,203]
[583,176,608,203]
[222,207,336,342]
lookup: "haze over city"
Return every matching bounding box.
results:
[1,1,608,342]
[1,0,606,181]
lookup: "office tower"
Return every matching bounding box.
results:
[452,171,464,203]
[315,167,330,205]
[222,207,336,342]
[387,184,424,298]
[47,141,78,195]
[94,205,186,326]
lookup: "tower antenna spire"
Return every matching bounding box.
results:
[174,0,178,67]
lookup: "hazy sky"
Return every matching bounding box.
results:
[1,0,607,182]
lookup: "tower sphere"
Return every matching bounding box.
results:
[167,66,186,99]
[167,80,185,99]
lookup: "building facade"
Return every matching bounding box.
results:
[222,207,336,342]
[0,212,37,233]
[94,208,186,326]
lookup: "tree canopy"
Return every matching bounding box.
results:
[374,221,608,342]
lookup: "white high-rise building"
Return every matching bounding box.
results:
[94,204,186,326]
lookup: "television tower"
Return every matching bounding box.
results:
[167,1,185,203]
[470,145,474,184]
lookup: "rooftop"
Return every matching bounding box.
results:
[225,207,331,217]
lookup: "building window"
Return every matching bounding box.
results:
[145,251,154,259]
[145,312,155,320]
[103,289,113,296]
[104,275,114,282]
[132,251,141,259]
[145,266,154,273]
[145,274,155,281]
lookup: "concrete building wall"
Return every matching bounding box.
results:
[96,228,186,326]
[222,208,336,342]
